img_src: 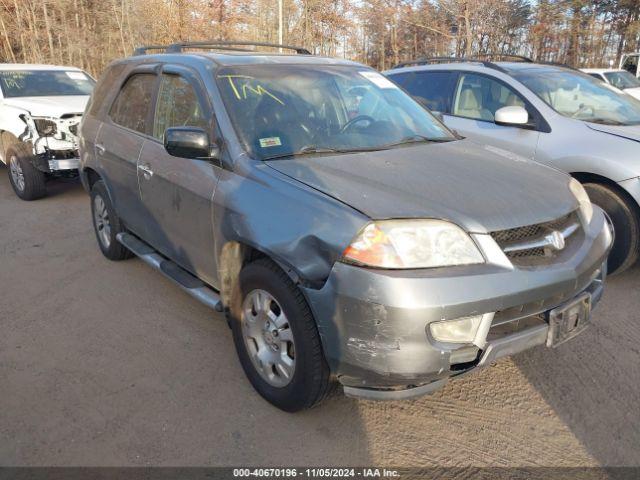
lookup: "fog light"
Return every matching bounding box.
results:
[430,315,484,344]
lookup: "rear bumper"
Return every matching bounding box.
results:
[303,209,612,400]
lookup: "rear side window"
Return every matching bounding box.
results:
[389,71,456,113]
[109,74,156,134]
[152,74,209,140]
[587,73,604,82]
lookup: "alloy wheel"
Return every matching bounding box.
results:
[93,195,112,249]
[241,289,296,388]
[9,156,25,192]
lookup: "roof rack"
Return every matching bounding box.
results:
[133,41,311,56]
[472,53,533,62]
[391,55,584,73]
[391,56,507,72]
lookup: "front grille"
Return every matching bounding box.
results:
[490,211,582,267]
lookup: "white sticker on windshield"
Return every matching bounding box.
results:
[359,71,398,89]
[259,137,282,148]
[65,71,87,81]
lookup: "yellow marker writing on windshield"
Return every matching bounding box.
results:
[218,75,284,105]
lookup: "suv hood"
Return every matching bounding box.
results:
[266,140,577,233]
[2,96,89,118]
[586,122,640,142]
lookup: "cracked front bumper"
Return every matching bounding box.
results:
[303,209,612,400]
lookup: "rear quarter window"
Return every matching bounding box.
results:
[388,70,457,113]
[88,63,127,117]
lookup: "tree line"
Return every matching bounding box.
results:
[1,0,639,77]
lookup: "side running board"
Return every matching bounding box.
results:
[116,232,223,312]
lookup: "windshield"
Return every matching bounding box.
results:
[604,71,640,90]
[215,65,454,160]
[0,70,94,98]
[513,68,640,125]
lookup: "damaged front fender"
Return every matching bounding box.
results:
[213,157,369,289]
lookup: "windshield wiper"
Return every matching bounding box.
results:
[378,134,453,148]
[262,145,342,161]
[588,118,627,126]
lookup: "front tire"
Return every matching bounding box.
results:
[6,143,46,201]
[230,258,332,412]
[584,182,640,274]
[90,180,133,261]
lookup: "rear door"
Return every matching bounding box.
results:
[389,70,458,116]
[95,67,158,237]
[443,72,541,160]
[137,65,220,285]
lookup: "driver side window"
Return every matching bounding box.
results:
[153,74,209,141]
[453,73,527,122]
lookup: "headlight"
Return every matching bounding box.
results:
[33,118,57,136]
[569,178,593,224]
[342,219,484,269]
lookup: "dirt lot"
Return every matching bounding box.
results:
[1,172,639,467]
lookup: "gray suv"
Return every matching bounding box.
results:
[385,56,640,274]
[79,42,612,411]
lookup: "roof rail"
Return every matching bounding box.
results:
[133,40,311,56]
[132,45,168,56]
[391,56,507,73]
[473,53,533,62]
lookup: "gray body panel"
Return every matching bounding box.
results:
[79,52,613,397]
[137,140,221,285]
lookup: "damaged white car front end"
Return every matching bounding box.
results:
[17,111,83,171]
[0,66,94,199]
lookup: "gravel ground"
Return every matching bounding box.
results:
[1,172,639,467]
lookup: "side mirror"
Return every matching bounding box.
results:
[494,106,529,126]
[164,127,219,160]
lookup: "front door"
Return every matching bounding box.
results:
[137,67,220,286]
[444,72,541,160]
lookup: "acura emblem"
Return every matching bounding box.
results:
[546,230,565,251]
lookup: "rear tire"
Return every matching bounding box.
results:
[229,258,332,412]
[6,143,46,201]
[584,182,640,274]
[90,180,133,261]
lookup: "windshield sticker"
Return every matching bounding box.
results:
[260,137,282,148]
[259,137,282,148]
[65,71,87,81]
[218,75,285,105]
[359,71,398,89]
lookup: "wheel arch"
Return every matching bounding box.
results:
[0,131,21,164]
[217,240,306,309]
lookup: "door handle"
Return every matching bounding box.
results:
[138,163,154,179]
[95,143,106,155]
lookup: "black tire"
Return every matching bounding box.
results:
[90,180,133,261]
[229,258,332,412]
[6,143,46,201]
[584,182,640,274]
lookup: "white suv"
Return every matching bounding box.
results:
[0,64,94,200]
